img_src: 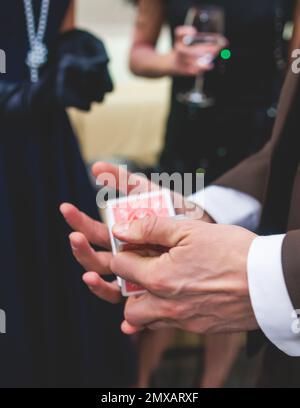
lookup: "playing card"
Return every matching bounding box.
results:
[105,190,175,296]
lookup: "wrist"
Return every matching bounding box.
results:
[161,51,177,76]
[233,229,257,295]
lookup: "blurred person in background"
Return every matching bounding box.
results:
[127,0,299,388]
[129,0,296,180]
[0,0,136,387]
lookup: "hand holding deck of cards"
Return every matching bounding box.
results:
[105,190,176,296]
[110,212,256,335]
[59,162,257,337]
[60,162,199,296]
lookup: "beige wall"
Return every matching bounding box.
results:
[70,0,171,165]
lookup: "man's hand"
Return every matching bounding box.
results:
[60,162,210,304]
[60,201,122,303]
[110,216,259,335]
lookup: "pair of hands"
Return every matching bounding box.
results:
[60,162,259,335]
[168,26,227,77]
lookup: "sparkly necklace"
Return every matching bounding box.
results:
[23,0,50,82]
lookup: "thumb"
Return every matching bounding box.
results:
[112,216,183,248]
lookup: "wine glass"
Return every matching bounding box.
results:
[177,5,226,108]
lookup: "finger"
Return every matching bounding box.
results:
[92,162,191,222]
[69,232,112,274]
[173,192,204,217]
[121,320,144,335]
[176,42,216,59]
[110,251,160,289]
[175,25,197,41]
[82,272,122,304]
[180,61,213,76]
[60,203,110,249]
[124,293,170,327]
[112,216,184,248]
[92,162,157,196]
[147,321,173,331]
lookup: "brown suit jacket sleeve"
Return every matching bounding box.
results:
[212,70,300,309]
[283,232,300,309]
[213,70,299,203]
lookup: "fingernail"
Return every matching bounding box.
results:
[113,223,130,236]
[70,238,78,251]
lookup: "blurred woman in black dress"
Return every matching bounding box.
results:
[0,0,136,387]
[128,0,298,387]
[130,0,296,181]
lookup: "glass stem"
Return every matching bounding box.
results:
[195,74,204,93]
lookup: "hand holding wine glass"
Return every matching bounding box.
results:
[169,25,216,77]
[177,5,227,108]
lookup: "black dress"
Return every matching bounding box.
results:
[160,0,295,183]
[0,0,136,387]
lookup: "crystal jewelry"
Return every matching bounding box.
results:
[23,0,50,82]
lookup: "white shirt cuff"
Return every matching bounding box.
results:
[248,235,300,357]
[188,186,262,230]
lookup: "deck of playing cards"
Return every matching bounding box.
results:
[104,190,175,296]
